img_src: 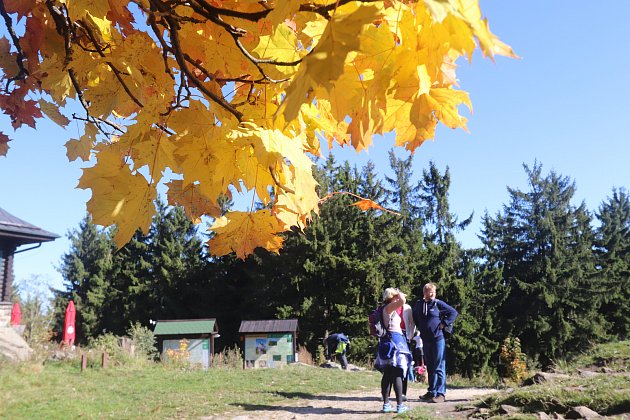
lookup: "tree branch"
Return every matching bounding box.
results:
[0,3,30,91]
[149,0,243,121]
[80,23,144,109]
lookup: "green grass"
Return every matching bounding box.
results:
[480,374,630,417]
[569,340,630,372]
[0,361,381,418]
[474,340,630,418]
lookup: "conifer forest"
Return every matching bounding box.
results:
[53,157,629,375]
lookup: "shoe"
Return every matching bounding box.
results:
[401,395,407,402]
[396,404,410,414]
[382,402,395,413]
[419,392,434,400]
[430,395,445,403]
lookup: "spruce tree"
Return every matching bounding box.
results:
[594,188,630,339]
[480,163,605,367]
[54,216,114,342]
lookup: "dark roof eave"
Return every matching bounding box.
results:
[0,229,60,244]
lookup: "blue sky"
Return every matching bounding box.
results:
[1,1,629,293]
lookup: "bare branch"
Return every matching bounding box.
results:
[72,113,126,134]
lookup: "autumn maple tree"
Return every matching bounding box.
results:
[0,0,514,258]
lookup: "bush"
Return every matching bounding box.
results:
[499,336,528,382]
[126,322,158,360]
[87,333,127,365]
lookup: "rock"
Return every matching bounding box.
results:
[537,412,552,419]
[524,372,572,385]
[499,404,521,415]
[320,361,342,369]
[565,406,602,419]
[576,369,599,377]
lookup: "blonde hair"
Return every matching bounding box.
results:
[382,287,406,303]
[423,282,437,292]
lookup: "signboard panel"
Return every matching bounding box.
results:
[244,333,294,368]
[163,338,210,369]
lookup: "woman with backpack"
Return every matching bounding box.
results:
[374,288,412,414]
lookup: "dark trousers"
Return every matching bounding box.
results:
[381,366,404,404]
[334,353,348,369]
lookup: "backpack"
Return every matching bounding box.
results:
[368,305,387,338]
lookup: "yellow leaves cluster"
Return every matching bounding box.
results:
[0,0,515,257]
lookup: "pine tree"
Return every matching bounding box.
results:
[594,188,630,339]
[480,163,605,367]
[54,216,114,342]
[417,162,475,374]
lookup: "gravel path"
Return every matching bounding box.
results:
[206,385,499,419]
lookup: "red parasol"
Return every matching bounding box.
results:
[62,300,76,345]
[10,302,21,326]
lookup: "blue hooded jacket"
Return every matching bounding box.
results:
[412,299,458,343]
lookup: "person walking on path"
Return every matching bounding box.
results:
[374,288,412,414]
[411,282,458,403]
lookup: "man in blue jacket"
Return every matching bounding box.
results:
[411,282,458,403]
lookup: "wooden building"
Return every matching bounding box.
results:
[239,319,298,369]
[0,207,58,323]
[153,318,219,369]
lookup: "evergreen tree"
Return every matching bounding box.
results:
[594,187,630,339]
[417,162,474,375]
[480,163,605,367]
[54,216,114,342]
[147,201,207,320]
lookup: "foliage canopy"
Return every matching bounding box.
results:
[0,0,515,256]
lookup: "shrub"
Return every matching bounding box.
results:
[87,333,127,366]
[499,336,527,382]
[126,322,158,360]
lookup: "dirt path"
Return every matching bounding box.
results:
[208,386,499,419]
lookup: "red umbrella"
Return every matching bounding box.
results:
[63,300,76,346]
[10,302,21,326]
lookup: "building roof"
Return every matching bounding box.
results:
[0,207,59,245]
[153,319,218,336]
[238,319,299,333]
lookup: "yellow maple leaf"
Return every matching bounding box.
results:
[281,2,382,122]
[208,210,285,259]
[65,123,98,162]
[0,37,20,78]
[38,99,70,127]
[426,87,472,129]
[267,0,301,26]
[127,114,180,179]
[166,180,222,224]
[251,24,301,78]
[78,151,157,247]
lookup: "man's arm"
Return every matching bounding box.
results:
[403,303,416,338]
[437,300,458,326]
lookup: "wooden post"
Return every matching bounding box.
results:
[81,354,87,372]
[101,352,108,369]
